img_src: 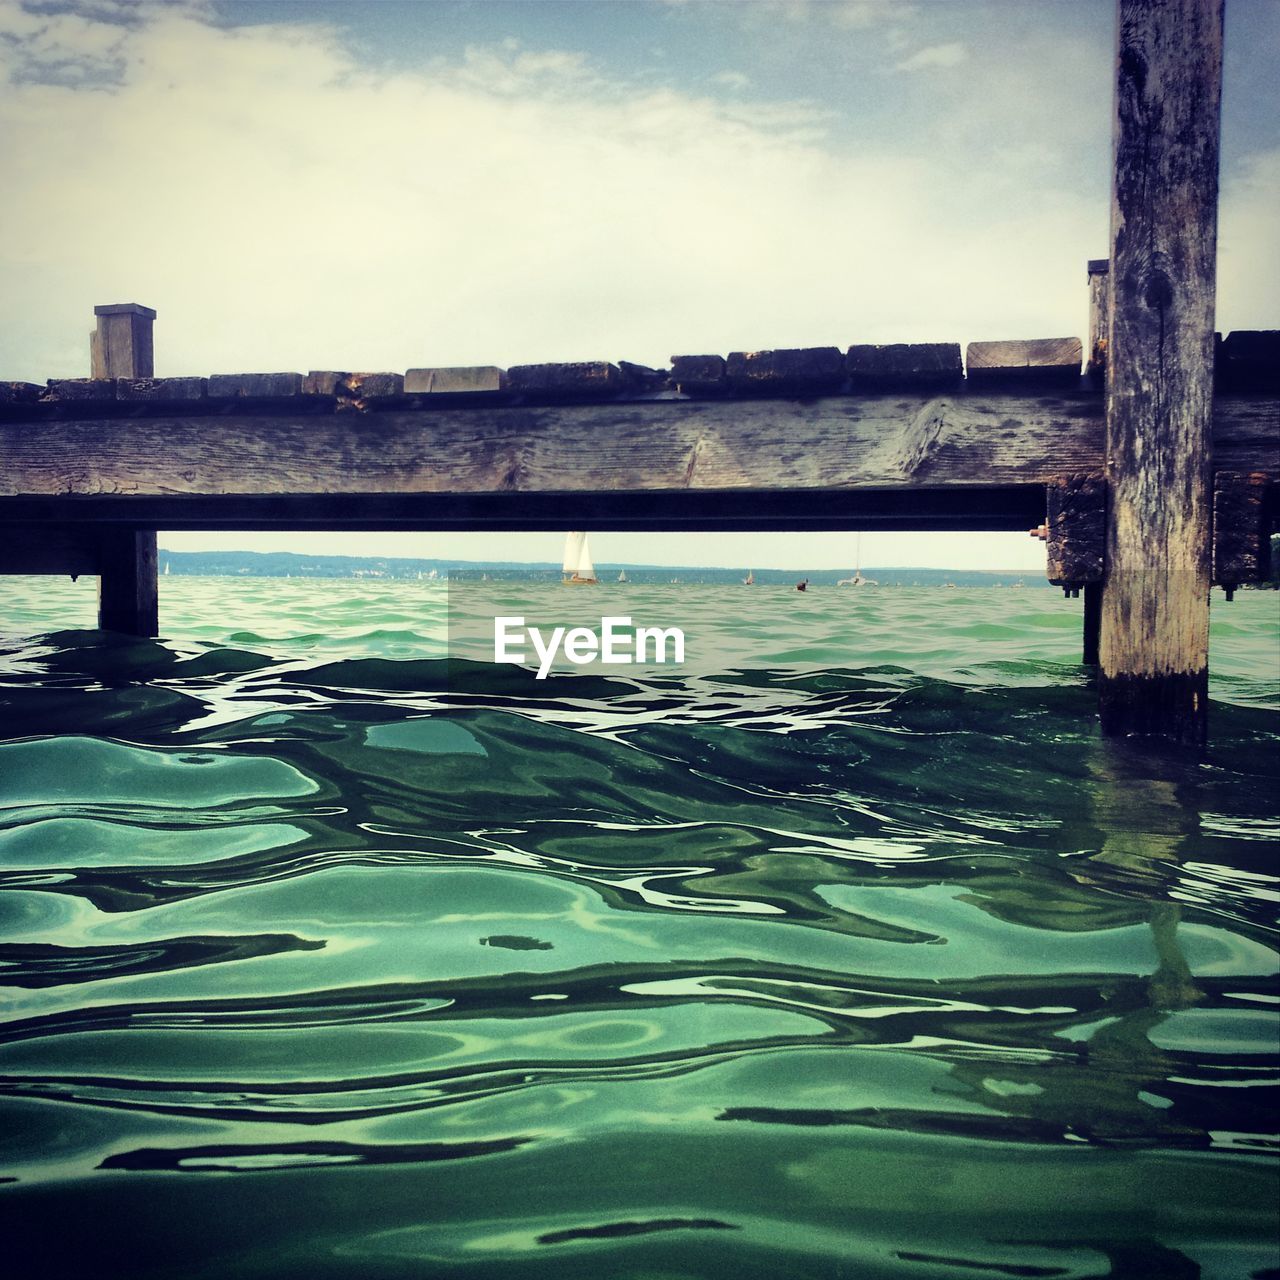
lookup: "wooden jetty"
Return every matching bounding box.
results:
[0,0,1276,746]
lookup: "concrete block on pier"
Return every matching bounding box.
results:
[726,347,845,394]
[45,378,117,403]
[343,372,405,402]
[670,355,726,396]
[404,367,507,395]
[116,377,207,402]
[0,382,43,422]
[847,343,962,390]
[207,373,304,399]
[507,362,623,399]
[966,338,1082,386]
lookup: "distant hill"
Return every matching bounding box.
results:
[157,550,1053,588]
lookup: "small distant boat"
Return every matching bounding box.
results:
[617,569,627,583]
[944,582,957,589]
[562,531,598,585]
[837,534,877,586]
[428,568,438,580]
[743,570,754,585]
[796,578,809,592]
[163,561,170,576]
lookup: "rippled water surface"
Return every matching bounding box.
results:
[1,576,1277,1279]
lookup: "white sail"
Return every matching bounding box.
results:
[576,535,595,581]
[563,531,586,574]
[618,570,627,582]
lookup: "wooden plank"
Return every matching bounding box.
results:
[0,393,1272,507]
[97,528,158,635]
[966,338,1082,386]
[1098,0,1224,747]
[0,487,1052,533]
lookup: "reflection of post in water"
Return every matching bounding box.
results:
[1085,738,1202,1014]
[946,739,1205,1149]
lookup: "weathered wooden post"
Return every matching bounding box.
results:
[90,303,155,379]
[1098,0,1224,746]
[91,303,160,636]
[1083,260,1111,663]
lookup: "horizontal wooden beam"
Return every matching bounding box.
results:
[0,390,1274,508]
[0,525,102,574]
[0,488,1050,533]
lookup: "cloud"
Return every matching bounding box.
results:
[1218,147,1280,332]
[893,42,968,72]
[0,0,1270,393]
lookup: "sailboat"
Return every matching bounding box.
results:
[837,534,877,586]
[617,569,627,582]
[562,531,598,585]
[163,561,170,576]
[743,570,754,585]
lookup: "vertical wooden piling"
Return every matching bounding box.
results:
[1098,0,1224,747]
[97,529,159,636]
[1083,262,1109,664]
[1086,259,1110,383]
[89,303,160,634]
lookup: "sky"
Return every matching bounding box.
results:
[2,0,1277,571]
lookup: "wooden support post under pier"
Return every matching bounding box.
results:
[1098,0,1224,747]
[1082,261,1109,664]
[97,528,159,637]
[89,303,160,635]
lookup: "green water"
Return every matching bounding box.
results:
[0,577,1277,1279]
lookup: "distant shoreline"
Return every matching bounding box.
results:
[155,550,1055,588]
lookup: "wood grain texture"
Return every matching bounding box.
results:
[1098,0,1224,747]
[966,338,1082,385]
[1046,472,1106,584]
[91,306,154,379]
[0,392,1273,511]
